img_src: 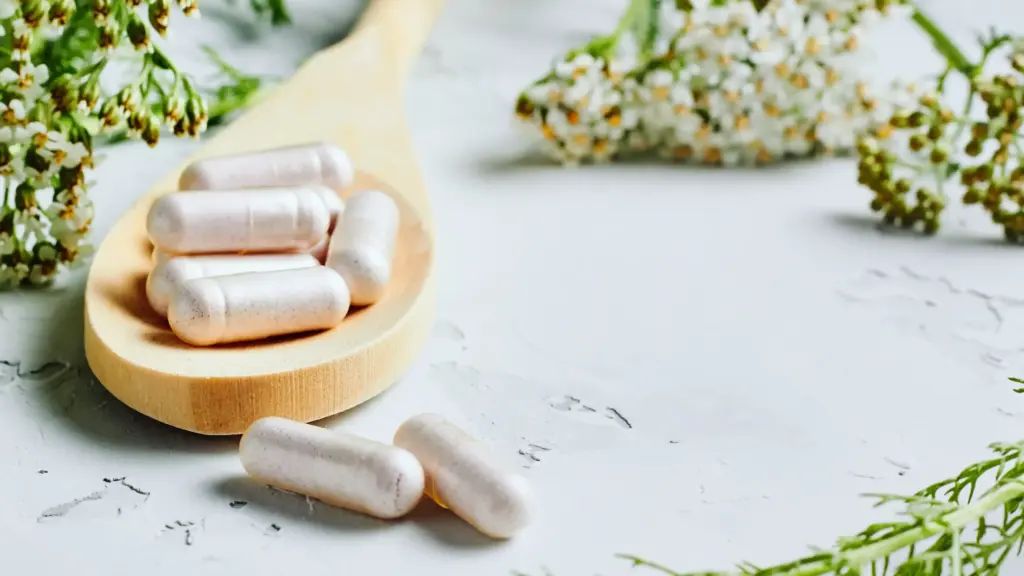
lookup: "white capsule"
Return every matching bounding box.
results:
[393,414,534,539]
[146,253,320,317]
[147,189,329,255]
[240,417,425,519]
[168,266,350,346]
[179,142,355,194]
[325,189,400,306]
[180,185,345,231]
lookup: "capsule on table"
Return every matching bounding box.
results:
[147,188,330,255]
[393,413,534,539]
[325,189,400,306]
[168,266,351,346]
[146,253,320,317]
[240,417,426,519]
[178,142,355,195]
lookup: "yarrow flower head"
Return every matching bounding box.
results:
[515,0,912,167]
[0,0,214,288]
[857,30,1024,241]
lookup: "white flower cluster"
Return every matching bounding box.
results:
[515,0,913,166]
[0,0,96,287]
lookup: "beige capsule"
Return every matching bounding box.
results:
[393,413,534,539]
[325,189,400,306]
[168,266,351,346]
[147,188,330,255]
[180,184,346,231]
[178,142,355,196]
[146,253,320,317]
[240,417,425,519]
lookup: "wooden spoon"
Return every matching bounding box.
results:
[83,0,445,435]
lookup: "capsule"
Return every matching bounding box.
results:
[179,142,355,195]
[168,266,350,346]
[393,414,534,539]
[147,188,329,255]
[240,417,425,519]
[146,253,320,316]
[325,189,400,306]
[180,185,345,231]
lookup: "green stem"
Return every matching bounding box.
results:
[910,6,976,78]
[842,482,1024,571]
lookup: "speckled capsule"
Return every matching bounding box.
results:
[325,189,400,306]
[178,142,355,197]
[393,414,534,539]
[147,188,330,255]
[146,253,320,317]
[168,266,350,346]
[240,417,426,519]
[180,184,345,231]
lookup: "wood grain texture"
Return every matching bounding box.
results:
[83,0,446,435]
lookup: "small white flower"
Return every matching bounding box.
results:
[0,0,17,20]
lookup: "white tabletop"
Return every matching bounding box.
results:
[3,1,1024,574]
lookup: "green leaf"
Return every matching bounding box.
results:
[631,0,661,57]
[751,0,770,11]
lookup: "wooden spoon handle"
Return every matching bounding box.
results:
[344,0,447,83]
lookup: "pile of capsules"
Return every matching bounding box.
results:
[145,141,400,346]
[240,413,534,539]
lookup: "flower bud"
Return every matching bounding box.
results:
[127,110,150,134]
[162,95,184,122]
[99,98,121,127]
[929,145,948,164]
[177,0,199,16]
[142,120,161,147]
[98,20,119,50]
[127,13,149,49]
[148,0,171,35]
[48,0,75,26]
[24,148,50,175]
[116,86,141,111]
[58,166,84,190]
[80,78,101,110]
[15,182,38,210]
[21,0,46,27]
[91,0,112,20]
[0,143,12,168]
[49,74,79,113]
[909,133,927,152]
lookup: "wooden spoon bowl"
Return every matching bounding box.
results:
[84,0,445,435]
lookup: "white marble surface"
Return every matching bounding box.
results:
[4,1,1024,574]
